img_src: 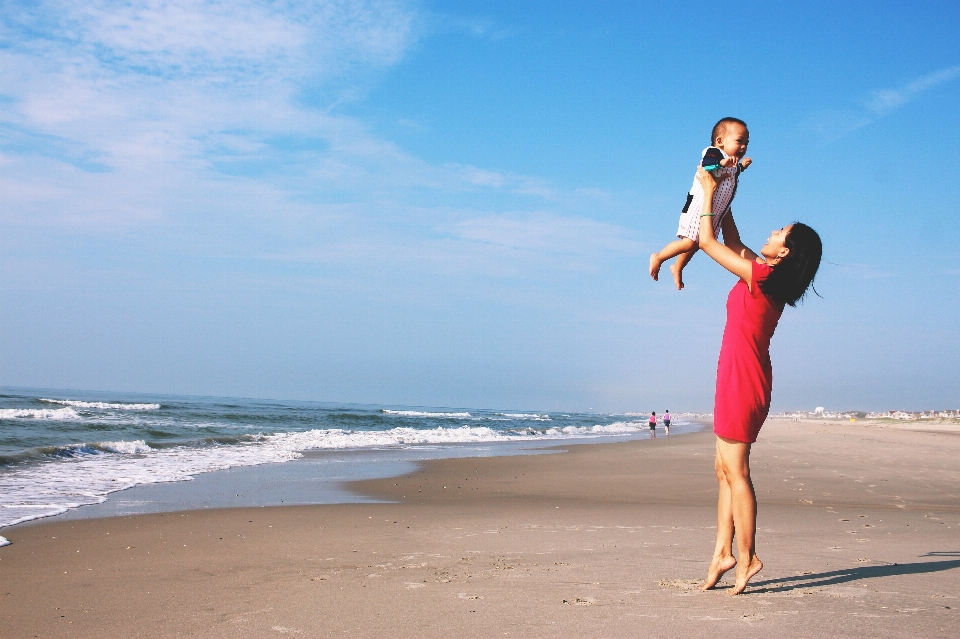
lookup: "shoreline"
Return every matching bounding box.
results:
[1,417,957,637]
[3,419,710,530]
[2,388,711,531]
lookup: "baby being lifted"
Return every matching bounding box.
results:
[649,117,752,289]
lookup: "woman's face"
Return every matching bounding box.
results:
[761,224,793,262]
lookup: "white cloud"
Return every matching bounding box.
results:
[864,65,960,117]
[7,0,413,79]
[453,213,637,256]
[394,212,645,281]
[0,0,634,295]
[1,1,415,139]
[0,1,420,228]
[0,0,586,226]
[239,207,640,286]
[72,1,306,72]
[806,65,960,142]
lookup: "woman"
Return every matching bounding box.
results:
[648,411,657,438]
[694,167,822,595]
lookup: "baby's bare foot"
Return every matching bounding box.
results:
[649,253,662,281]
[669,262,684,290]
[730,555,762,595]
[701,555,737,590]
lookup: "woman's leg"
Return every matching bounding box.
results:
[702,439,736,590]
[716,435,762,595]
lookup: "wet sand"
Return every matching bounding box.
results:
[1,418,958,638]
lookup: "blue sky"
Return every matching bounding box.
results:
[1,0,958,412]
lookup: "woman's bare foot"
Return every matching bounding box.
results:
[669,262,684,290]
[649,253,662,281]
[701,554,737,590]
[730,555,762,595]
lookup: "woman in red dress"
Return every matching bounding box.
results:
[694,167,822,595]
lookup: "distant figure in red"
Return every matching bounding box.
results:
[694,166,822,595]
[648,411,657,438]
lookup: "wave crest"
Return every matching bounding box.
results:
[40,399,160,410]
[0,408,80,420]
[381,410,472,418]
[97,440,153,455]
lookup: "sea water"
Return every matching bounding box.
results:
[0,388,700,531]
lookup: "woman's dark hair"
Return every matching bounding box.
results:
[759,222,822,307]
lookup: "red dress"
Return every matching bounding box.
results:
[713,261,784,443]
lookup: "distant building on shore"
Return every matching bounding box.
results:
[772,408,959,421]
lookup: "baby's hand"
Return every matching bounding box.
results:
[719,157,736,167]
[740,157,752,169]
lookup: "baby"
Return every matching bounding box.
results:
[649,117,752,289]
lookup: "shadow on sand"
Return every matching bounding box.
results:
[748,555,960,594]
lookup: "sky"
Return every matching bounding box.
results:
[1,0,959,413]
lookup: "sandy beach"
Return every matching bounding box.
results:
[2,417,958,638]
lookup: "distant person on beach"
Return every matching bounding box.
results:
[648,411,656,438]
[650,118,752,290]
[663,410,671,435]
[693,165,822,595]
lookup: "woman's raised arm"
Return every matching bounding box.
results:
[696,167,755,287]
[720,212,759,262]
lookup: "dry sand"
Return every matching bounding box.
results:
[1,418,958,638]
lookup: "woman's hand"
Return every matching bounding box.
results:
[696,165,729,194]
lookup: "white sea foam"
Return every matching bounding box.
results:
[0,408,80,420]
[0,420,664,529]
[381,410,472,418]
[99,440,153,455]
[499,413,551,420]
[40,399,161,410]
[0,536,9,547]
[0,439,298,528]
[546,421,643,436]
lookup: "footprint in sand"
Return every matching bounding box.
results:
[662,578,736,592]
[659,579,705,590]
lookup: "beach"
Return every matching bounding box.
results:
[2,417,958,638]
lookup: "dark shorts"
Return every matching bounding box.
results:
[664,420,671,427]
[649,423,656,429]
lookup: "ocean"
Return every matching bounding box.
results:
[0,388,700,537]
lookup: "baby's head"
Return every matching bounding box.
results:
[711,117,749,160]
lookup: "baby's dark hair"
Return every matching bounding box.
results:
[711,117,748,144]
[759,222,823,307]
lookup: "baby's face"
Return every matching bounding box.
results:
[715,123,749,160]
